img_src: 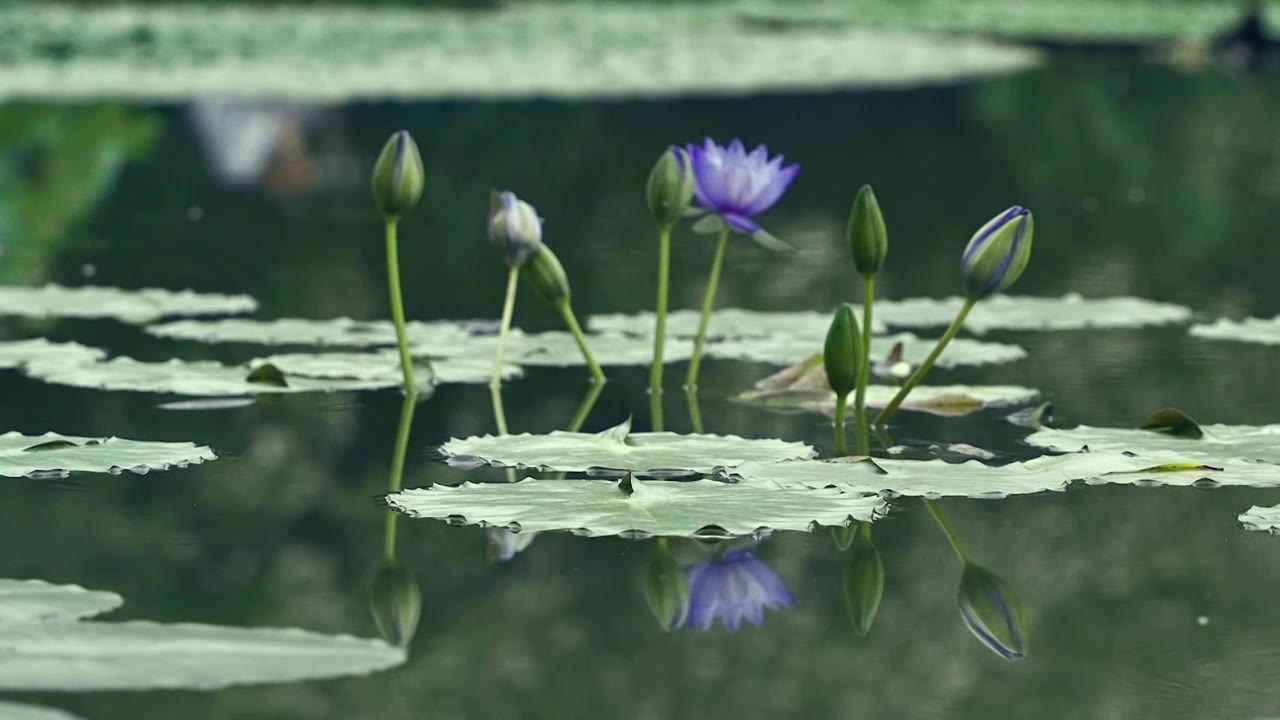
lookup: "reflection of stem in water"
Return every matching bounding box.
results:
[875,297,976,427]
[854,278,875,455]
[924,499,970,564]
[649,390,664,433]
[686,224,730,389]
[685,387,704,434]
[569,381,604,433]
[491,264,521,389]
[384,218,416,394]
[383,390,419,563]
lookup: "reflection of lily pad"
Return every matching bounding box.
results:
[440,418,815,474]
[1027,423,1280,465]
[705,331,1026,367]
[0,432,215,478]
[737,384,1039,418]
[875,294,1191,334]
[388,477,885,537]
[0,621,405,691]
[146,317,491,349]
[1239,505,1280,534]
[0,579,122,622]
[23,356,392,396]
[0,340,105,369]
[254,351,521,385]
[1190,316,1280,346]
[0,285,256,324]
[589,308,889,339]
[0,702,83,720]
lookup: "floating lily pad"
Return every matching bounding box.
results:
[737,383,1039,418]
[1026,423,1280,465]
[388,477,885,537]
[0,5,1038,101]
[22,356,393,396]
[146,317,492,349]
[506,331,693,367]
[589,308,889,339]
[707,331,1026,367]
[0,432,215,478]
[1239,504,1280,534]
[0,285,257,324]
[0,579,122,622]
[440,418,815,474]
[0,702,83,720]
[1190,316,1280,346]
[253,351,521,385]
[0,340,105,369]
[0,621,405,691]
[875,294,1192,335]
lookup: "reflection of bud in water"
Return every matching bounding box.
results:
[370,130,425,218]
[487,528,537,562]
[642,538,690,631]
[368,560,421,647]
[687,548,794,632]
[843,527,884,637]
[958,562,1027,661]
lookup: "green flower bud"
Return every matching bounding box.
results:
[646,146,695,228]
[961,206,1033,300]
[368,560,421,647]
[642,539,690,631]
[847,184,887,276]
[823,303,861,399]
[370,130,425,218]
[521,244,572,306]
[958,562,1027,661]
[843,529,885,637]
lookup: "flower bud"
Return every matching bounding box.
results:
[521,244,572,306]
[847,184,887,276]
[958,562,1027,661]
[843,530,884,637]
[488,190,543,266]
[961,206,1033,300]
[823,303,861,399]
[368,560,421,647]
[646,146,695,228]
[642,539,690,631]
[370,130,424,218]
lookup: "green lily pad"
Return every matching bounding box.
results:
[146,317,490,349]
[1026,423,1280,465]
[440,418,815,474]
[1239,504,1280,534]
[0,579,122,622]
[0,5,1038,102]
[875,294,1192,335]
[22,356,393,396]
[0,340,105,369]
[0,621,405,691]
[589,308,890,339]
[0,284,257,324]
[506,331,694,367]
[737,383,1040,418]
[1190,316,1280,345]
[253,351,522,385]
[707,331,1026,367]
[0,432,215,478]
[0,702,83,720]
[388,477,885,537]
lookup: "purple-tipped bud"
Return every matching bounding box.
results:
[961,206,1033,300]
[958,562,1027,661]
[371,130,424,217]
[488,190,543,266]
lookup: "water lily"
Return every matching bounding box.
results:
[488,190,543,267]
[687,548,795,632]
[487,528,537,562]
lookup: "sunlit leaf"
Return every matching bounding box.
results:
[0,340,105,369]
[874,293,1191,335]
[1027,422,1280,465]
[253,351,521,385]
[737,384,1040,418]
[0,579,122,622]
[711,331,1025,367]
[0,432,215,478]
[590,308,889,338]
[22,356,390,396]
[1191,315,1280,345]
[0,284,256,324]
[146,317,493,349]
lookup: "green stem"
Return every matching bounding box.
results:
[649,224,672,394]
[491,265,520,388]
[685,387,704,434]
[685,224,730,389]
[833,392,849,456]
[649,390,664,433]
[569,381,604,433]
[874,297,978,427]
[924,499,970,563]
[383,389,419,563]
[489,382,508,436]
[384,218,416,394]
[854,276,875,455]
[558,300,606,384]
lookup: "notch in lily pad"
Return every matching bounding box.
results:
[1138,408,1203,439]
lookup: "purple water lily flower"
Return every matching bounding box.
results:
[686,138,799,234]
[687,548,795,632]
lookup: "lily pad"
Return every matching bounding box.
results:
[146,317,492,349]
[0,702,83,720]
[0,579,122,622]
[0,432,215,478]
[253,351,522,385]
[707,331,1026,367]
[737,383,1040,418]
[440,418,815,474]
[0,340,105,369]
[506,331,694,367]
[1026,423,1280,465]
[0,285,257,324]
[874,294,1192,335]
[1190,316,1280,346]
[22,356,393,396]
[589,308,890,339]
[388,477,886,537]
[0,621,405,691]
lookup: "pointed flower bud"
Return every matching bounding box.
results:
[522,244,572,306]
[961,206,1033,300]
[642,539,690,631]
[958,562,1027,661]
[843,529,885,638]
[847,184,888,276]
[823,303,862,399]
[488,190,543,266]
[646,146,695,228]
[368,560,421,647]
[371,130,424,218]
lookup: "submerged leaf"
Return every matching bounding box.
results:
[0,284,256,324]
[1139,408,1204,439]
[0,579,122,622]
[0,432,215,478]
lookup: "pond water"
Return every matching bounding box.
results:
[6,53,1280,719]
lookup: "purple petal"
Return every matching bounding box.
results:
[686,562,727,631]
[741,554,795,609]
[728,138,746,158]
[962,206,1027,266]
[741,162,799,216]
[688,142,725,210]
[722,211,760,234]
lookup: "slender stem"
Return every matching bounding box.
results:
[649,224,672,394]
[489,382,509,436]
[833,393,849,456]
[685,387,704,434]
[491,265,520,388]
[649,390,664,433]
[383,389,419,563]
[685,224,730,389]
[854,276,875,455]
[558,300,606,384]
[873,423,896,451]
[924,499,970,563]
[874,297,978,427]
[384,218,416,394]
[569,381,604,433]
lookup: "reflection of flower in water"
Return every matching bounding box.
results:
[687,548,794,632]
[487,528,536,562]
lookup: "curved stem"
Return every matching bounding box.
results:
[649,224,673,394]
[833,393,849,456]
[874,297,978,427]
[685,224,730,389]
[854,276,875,455]
[558,300,606,384]
[384,218,415,394]
[685,387,704,434]
[489,383,509,436]
[490,265,521,389]
[924,499,970,563]
[383,389,419,562]
[569,381,604,433]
